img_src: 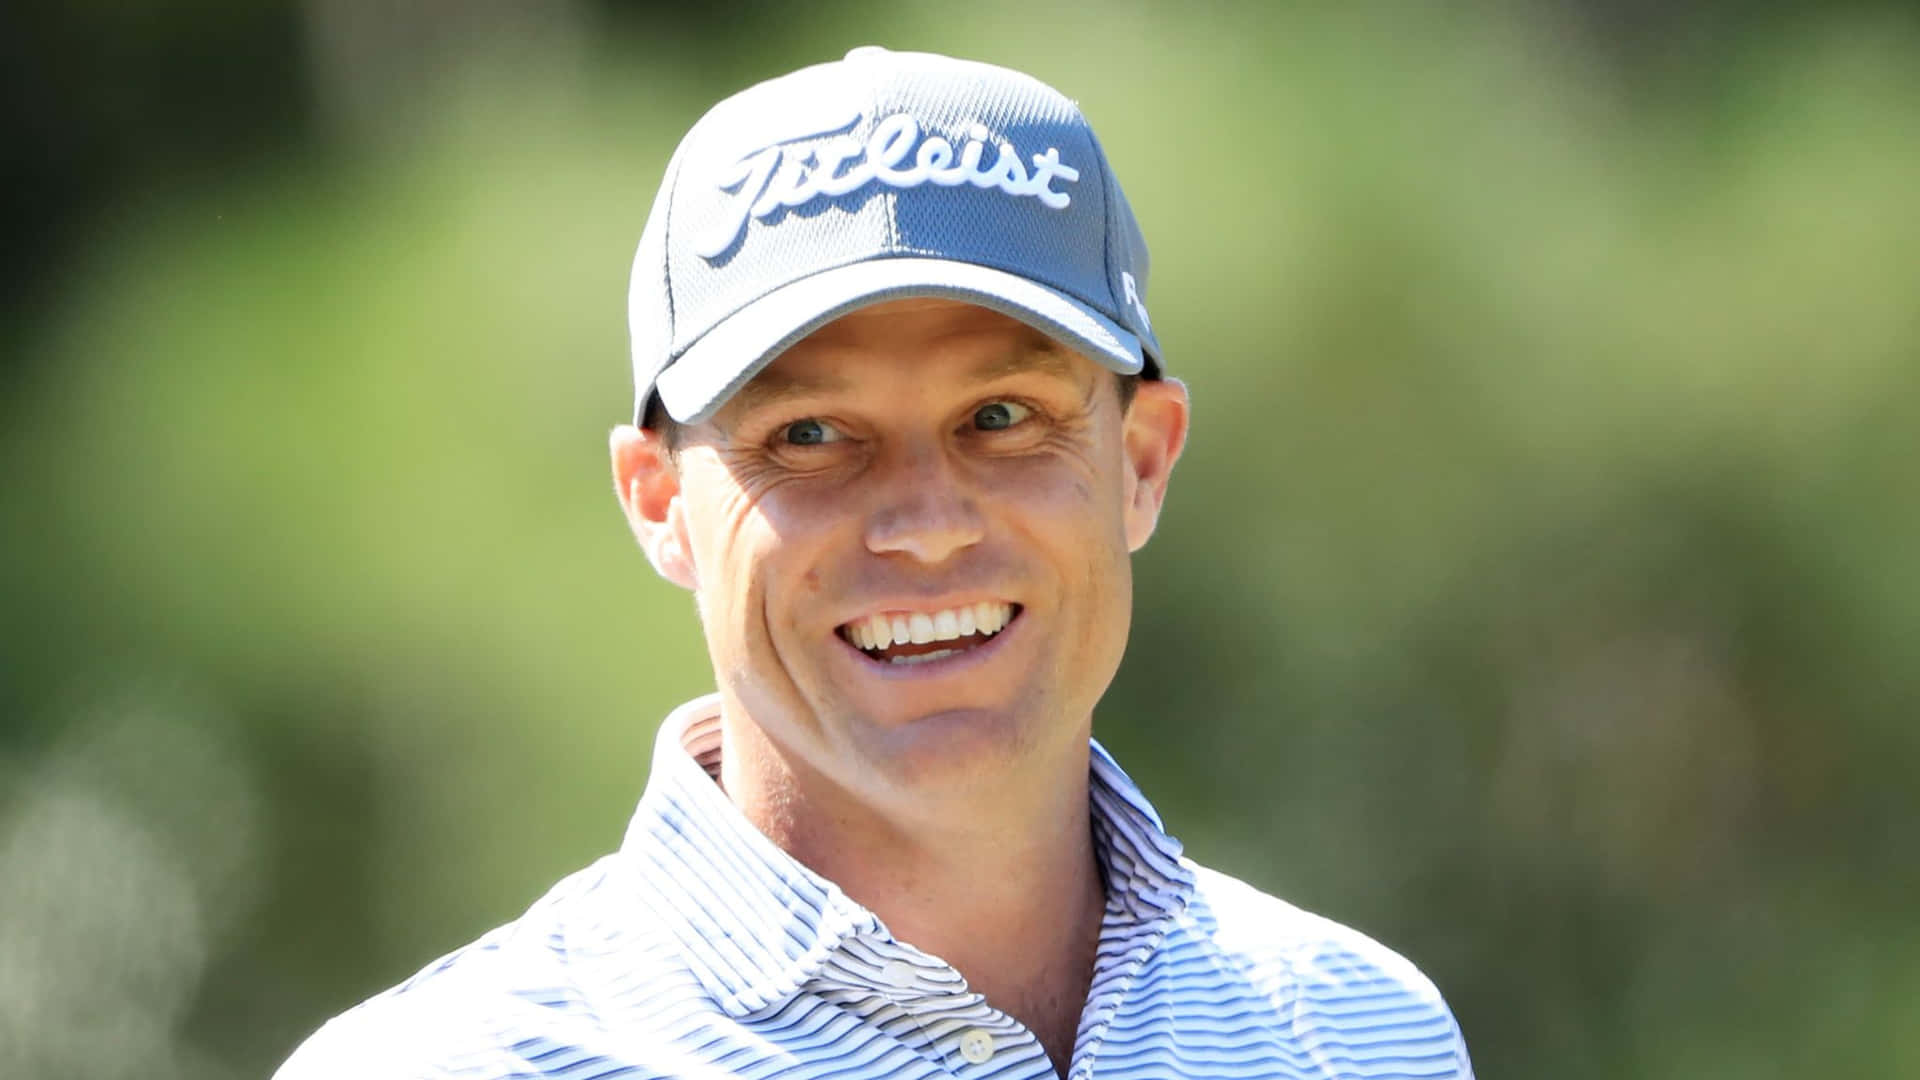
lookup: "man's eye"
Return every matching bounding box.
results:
[972,401,1033,431]
[780,418,845,446]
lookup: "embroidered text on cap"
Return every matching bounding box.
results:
[697,113,1082,260]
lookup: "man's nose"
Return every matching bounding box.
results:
[863,442,986,565]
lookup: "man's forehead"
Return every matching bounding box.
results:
[721,301,1088,415]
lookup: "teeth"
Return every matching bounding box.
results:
[890,648,958,665]
[844,602,1018,652]
[975,601,1008,635]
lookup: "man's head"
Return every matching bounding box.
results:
[610,49,1187,814]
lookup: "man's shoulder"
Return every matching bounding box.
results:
[274,989,480,1080]
[1177,861,1475,1078]
[1182,861,1448,997]
[275,854,693,1079]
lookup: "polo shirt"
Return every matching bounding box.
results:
[278,695,1473,1079]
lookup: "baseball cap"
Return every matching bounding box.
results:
[628,46,1163,424]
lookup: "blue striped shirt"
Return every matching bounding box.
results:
[278,695,1472,1079]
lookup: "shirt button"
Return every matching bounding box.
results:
[958,1028,995,1065]
[877,960,917,989]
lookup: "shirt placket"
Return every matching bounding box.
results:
[829,942,1056,1080]
[1066,898,1175,1080]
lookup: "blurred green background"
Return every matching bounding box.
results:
[4,2,1918,1077]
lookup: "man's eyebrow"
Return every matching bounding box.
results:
[722,335,1079,421]
[964,337,1081,385]
[722,369,855,420]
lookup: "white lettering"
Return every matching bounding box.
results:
[916,137,960,183]
[694,113,1081,260]
[814,137,874,197]
[700,148,785,259]
[980,142,1030,191]
[869,114,921,185]
[956,128,989,178]
[751,156,811,217]
[1025,148,1078,210]
[1121,271,1152,332]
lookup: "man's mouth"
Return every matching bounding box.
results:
[836,602,1021,666]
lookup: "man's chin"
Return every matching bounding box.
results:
[841,702,1043,791]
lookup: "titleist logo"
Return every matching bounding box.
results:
[696,113,1081,260]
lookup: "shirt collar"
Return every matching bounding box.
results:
[619,694,1194,1018]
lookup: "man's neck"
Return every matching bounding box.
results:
[717,716,1107,1077]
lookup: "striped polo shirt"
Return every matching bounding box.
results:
[278,695,1472,1079]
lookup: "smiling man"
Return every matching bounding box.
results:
[279,47,1471,1080]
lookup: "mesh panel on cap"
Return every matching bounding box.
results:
[664,65,891,353]
[879,67,1112,317]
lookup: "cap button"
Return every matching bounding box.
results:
[843,45,892,61]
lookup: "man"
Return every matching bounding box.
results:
[280,47,1472,1079]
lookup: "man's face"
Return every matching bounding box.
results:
[615,299,1187,810]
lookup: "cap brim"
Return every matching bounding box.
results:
[652,257,1145,424]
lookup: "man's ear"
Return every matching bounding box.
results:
[1120,377,1190,552]
[611,425,697,590]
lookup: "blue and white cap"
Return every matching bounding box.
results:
[629,46,1163,424]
